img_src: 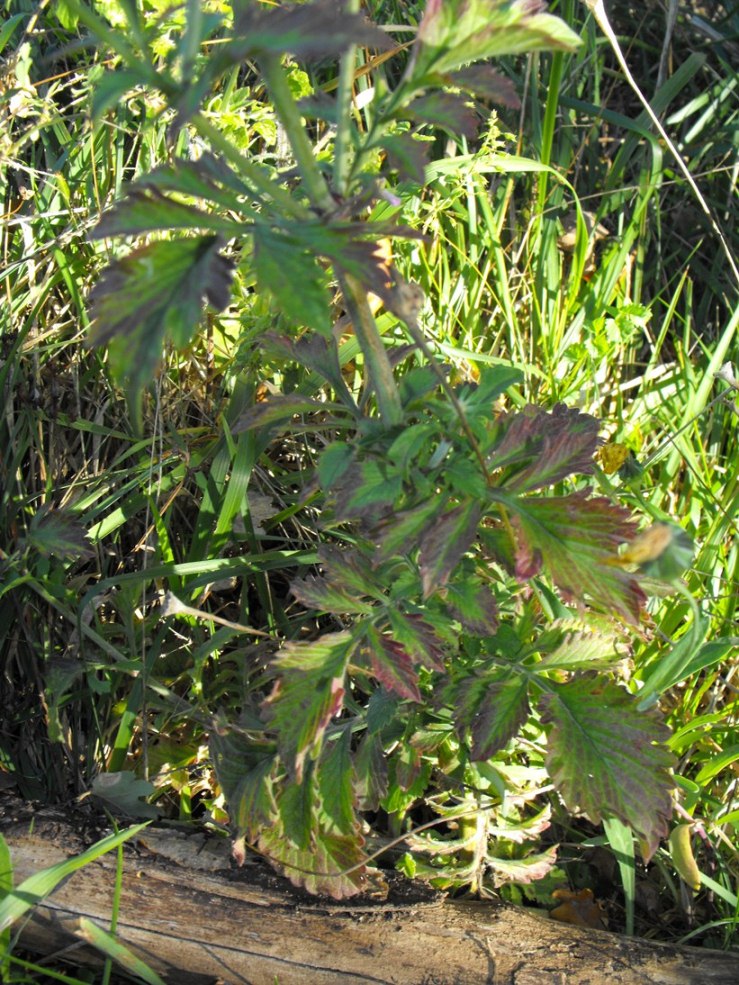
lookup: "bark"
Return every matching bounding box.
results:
[2,804,738,985]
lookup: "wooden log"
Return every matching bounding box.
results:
[3,806,738,985]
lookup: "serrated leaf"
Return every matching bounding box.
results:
[262,632,351,781]
[374,498,443,561]
[232,394,335,433]
[354,730,388,811]
[290,574,377,615]
[445,578,498,635]
[539,678,675,860]
[509,490,645,622]
[381,133,429,183]
[386,611,447,672]
[486,845,558,886]
[265,332,349,396]
[258,815,374,899]
[93,188,241,237]
[453,672,530,759]
[279,765,315,849]
[445,65,520,108]
[317,544,385,599]
[418,500,482,597]
[536,627,621,671]
[318,727,356,834]
[88,236,234,417]
[331,459,403,521]
[318,441,354,489]
[225,0,394,62]
[209,731,277,842]
[27,508,93,560]
[407,91,479,139]
[253,226,331,333]
[412,0,582,78]
[360,624,421,702]
[487,403,601,492]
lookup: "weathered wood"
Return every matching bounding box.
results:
[3,809,739,985]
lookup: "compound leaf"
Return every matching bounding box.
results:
[453,672,530,760]
[509,490,645,622]
[539,678,675,860]
[418,500,482,598]
[360,624,421,702]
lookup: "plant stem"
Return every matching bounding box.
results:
[338,273,403,425]
[259,55,336,213]
[333,0,359,196]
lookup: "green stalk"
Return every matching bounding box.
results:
[338,273,402,425]
[333,0,360,195]
[259,55,335,213]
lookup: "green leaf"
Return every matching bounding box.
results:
[0,824,149,934]
[88,236,234,421]
[279,765,315,849]
[331,459,403,521]
[318,441,354,489]
[354,731,389,811]
[455,364,524,418]
[318,727,356,834]
[418,500,482,597]
[453,671,530,759]
[209,731,277,842]
[232,394,337,433]
[536,625,622,671]
[91,772,160,819]
[262,632,351,781]
[539,678,675,860]
[412,0,582,78]
[93,188,242,237]
[487,404,601,492]
[253,226,331,333]
[0,834,11,977]
[374,498,442,561]
[360,624,421,702]
[508,490,645,622]
[485,846,558,886]
[90,68,145,122]
[0,13,26,57]
[445,577,498,635]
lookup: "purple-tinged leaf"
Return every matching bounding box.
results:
[487,403,601,492]
[445,578,498,635]
[258,814,376,899]
[88,236,234,415]
[381,133,430,184]
[453,672,530,759]
[290,575,377,615]
[354,731,388,811]
[486,845,558,886]
[539,678,675,861]
[386,611,448,672]
[406,91,479,140]
[227,0,394,62]
[445,65,520,108]
[27,508,93,561]
[262,632,351,782]
[279,764,315,849]
[536,626,622,671]
[374,498,443,561]
[360,624,421,702]
[509,490,645,622]
[209,731,277,843]
[317,545,384,599]
[331,459,403,521]
[418,500,482,598]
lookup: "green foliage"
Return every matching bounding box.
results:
[2,0,737,946]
